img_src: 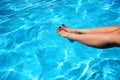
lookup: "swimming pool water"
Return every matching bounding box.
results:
[0,0,120,80]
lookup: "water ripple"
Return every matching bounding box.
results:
[0,0,120,80]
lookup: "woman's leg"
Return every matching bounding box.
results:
[62,24,120,34]
[57,28,115,48]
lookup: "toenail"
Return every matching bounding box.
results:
[59,26,61,28]
[62,24,65,26]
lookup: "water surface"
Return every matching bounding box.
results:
[0,0,120,80]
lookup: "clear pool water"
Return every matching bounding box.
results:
[0,0,120,80]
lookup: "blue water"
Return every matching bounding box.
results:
[0,0,120,80]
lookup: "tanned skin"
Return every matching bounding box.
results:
[57,24,120,48]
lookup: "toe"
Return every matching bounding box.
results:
[62,24,65,26]
[59,26,61,28]
[57,27,62,33]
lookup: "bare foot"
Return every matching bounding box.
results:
[57,26,75,42]
[61,24,68,31]
[61,24,81,34]
[57,27,69,37]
